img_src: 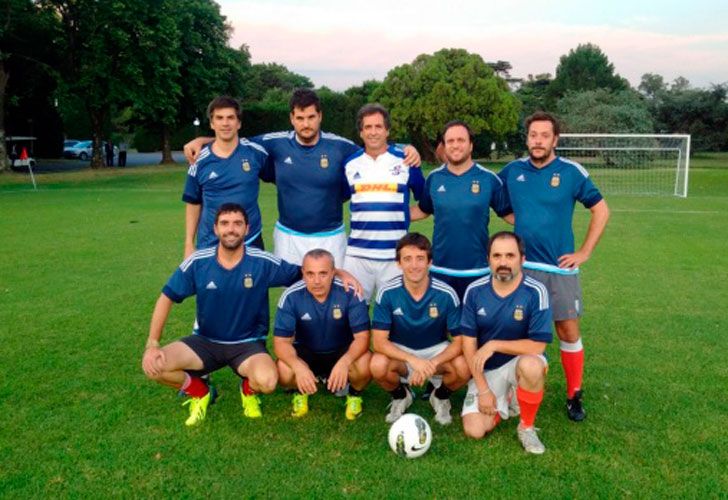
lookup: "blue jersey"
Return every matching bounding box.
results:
[498,156,603,273]
[344,146,425,261]
[274,278,370,353]
[162,247,301,344]
[461,275,553,370]
[252,131,359,234]
[372,276,461,349]
[182,140,273,248]
[419,163,509,276]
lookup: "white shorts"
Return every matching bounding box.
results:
[273,222,347,266]
[343,255,402,303]
[393,341,449,385]
[461,355,547,419]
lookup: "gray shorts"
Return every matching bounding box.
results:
[525,269,582,321]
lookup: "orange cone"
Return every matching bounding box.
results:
[19,147,28,160]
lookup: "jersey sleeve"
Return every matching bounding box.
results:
[161,264,196,303]
[490,176,511,217]
[371,291,393,331]
[446,294,461,336]
[576,174,603,209]
[408,166,426,201]
[340,166,352,202]
[417,174,434,214]
[258,150,276,184]
[182,163,202,204]
[496,165,514,216]
[459,286,478,337]
[268,258,303,288]
[527,290,553,343]
[347,291,371,333]
[273,294,297,338]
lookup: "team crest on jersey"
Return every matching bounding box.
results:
[243,274,253,288]
[332,305,342,320]
[320,154,329,168]
[513,305,524,321]
[471,180,480,194]
[390,164,403,176]
[550,173,561,187]
[429,304,439,318]
[242,159,251,172]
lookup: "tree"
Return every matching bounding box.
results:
[549,43,628,99]
[638,73,667,99]
[557,89,654,133]
[242,62,313,103]
[372,48,520,160]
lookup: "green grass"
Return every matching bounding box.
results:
[1,156,727,497]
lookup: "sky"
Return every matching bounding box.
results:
[218,0,728,91]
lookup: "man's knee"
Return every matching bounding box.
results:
[251,368,278,394]
[369,353,390,378]
[555,319,580,342]
[462,416,494,439]
[517,355,546,388]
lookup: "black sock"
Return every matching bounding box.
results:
[348,386,361,396]
[389,384,406,399]
[434,384,453,400]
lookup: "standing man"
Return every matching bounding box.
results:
[460,231,552,454]
[498,111,610,421]
[370,233,470,425]
[274,249,371,420]
[411,120,510,300]
[184,89,420,266]
[343,104,425,302]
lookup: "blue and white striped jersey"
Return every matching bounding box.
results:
[344,146,424,261]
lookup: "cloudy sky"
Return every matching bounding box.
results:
[218,0,728,90]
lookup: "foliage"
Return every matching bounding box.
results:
[242,62,314,103]
[557,89,654,133]
[549,43,629,99]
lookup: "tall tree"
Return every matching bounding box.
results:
[557,89,654,133]
[549,43,628,99]
[372,48,520,160]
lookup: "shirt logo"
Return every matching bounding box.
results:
[206,281,218,290]
[243,274,253,288]
[513,305,524,321]
[332,306,342,320]
[516,174,526,182]
[429,304,439,318]
[284,156,293,165]
[437,185,446,193]
[393,307,404,316]
[242,159,251,172]
[551,173,561,187]
[209,171,219,180]
[301,312,312,321]
[477,307,487,317]
[471,180,480,194]
[390,164,403,176]
[320,154,329,168]
[353,171,361,180]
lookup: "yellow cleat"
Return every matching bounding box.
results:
[345,395,363,421]
[182,391,212,427]
[291,392,309,418]
[241,392,262,419]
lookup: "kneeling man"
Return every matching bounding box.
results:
[461,231,553,454]
[274,249,372,420]
[370,233,470,425]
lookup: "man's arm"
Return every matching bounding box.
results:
[410,205,430,222]
[558,199,610,269]
[473,338,547,374]
[372,329,436,386]
[183,136,214,164]
[327,330,369,393]
[142,294,174,378]
[273,336,318,394]
[430,334,463,368]
[184,203,201,258]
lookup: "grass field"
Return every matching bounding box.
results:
[1,157,727,498]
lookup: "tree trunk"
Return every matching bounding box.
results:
[0,59,8,173]
[89,109,106,169]
[412,130,436,163]
[159,125,175,164]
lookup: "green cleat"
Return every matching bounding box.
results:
[291,392,309,418]
[182,390,212,427]
[345,395,363,420]
[241,391,262,418]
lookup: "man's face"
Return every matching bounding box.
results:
[290,105,322,144]
[302,255,335,300]
[527,120,558,163]
[397,245,431,285]
[359,113,389,153]
[210,107,241,142]
[443,125,473,166]
[488,237,524,283]
[213,211,247,250]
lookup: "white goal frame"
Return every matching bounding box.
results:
[556,134,691,197]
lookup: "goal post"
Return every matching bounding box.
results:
[555,134,691,197]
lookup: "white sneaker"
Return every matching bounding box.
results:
[429,392,452,426]
[385,386,414,423]
[517,426,545,454]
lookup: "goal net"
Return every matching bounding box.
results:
[555,134,691,197]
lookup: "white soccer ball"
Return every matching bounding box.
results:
[388,413,432,458]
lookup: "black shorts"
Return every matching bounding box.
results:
[181,335,269,377]
[294,343,350,379]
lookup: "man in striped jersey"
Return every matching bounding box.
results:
[498,112,610,422]
[370,233,469,425]
[342,104,425,302]
[460,231,552,454]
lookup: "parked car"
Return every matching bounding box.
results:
[64,139,81,149]
[63,140,118,161]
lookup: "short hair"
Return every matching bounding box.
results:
[524,111,561,136]
[356,103,390,131]
[487,231,525,258]
[441,120,475,144]
[214,202,248,225]
[289,88,321,113]
[303,248,335,268]
[207,96,242,121]
[396,232,433,262]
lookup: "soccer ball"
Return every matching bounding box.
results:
[387,413,432,458]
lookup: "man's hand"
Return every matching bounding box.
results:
[477,391,498,416]
[334,268,363,297]
[327,358,350,393]
[558,249,590,269]
[142,347,165,378]
[473,344,494,374]
[183,137,211,164]
[409,357,436,386]
[294,364,318,395]
[402,145,421,167]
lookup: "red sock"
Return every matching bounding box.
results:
[241,377,256,396]
[560,339,584,398]
[181,373,209,398]
[516,386,543,428]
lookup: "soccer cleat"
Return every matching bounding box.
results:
[385,386,414,424]
[182,390,212,427]
[241,392,262,419]
[291,392,309,418]
[566,390,586,421]
[345,395,363,420]
[429,392,453,426]
[420,381,436,401]
[517,426,545,454]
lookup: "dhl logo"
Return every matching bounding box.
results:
[354,183,399,193]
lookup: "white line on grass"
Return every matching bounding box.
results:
[610,209,722,214]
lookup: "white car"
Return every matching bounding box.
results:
[63,140,118,161]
